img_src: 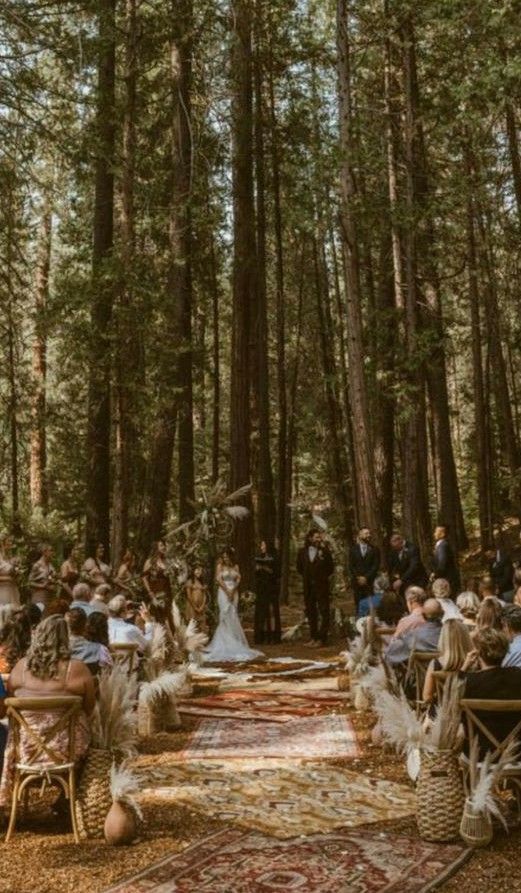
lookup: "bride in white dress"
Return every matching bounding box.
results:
[204,549,263,663]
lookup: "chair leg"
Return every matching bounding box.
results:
[69,769,80,845]
[5,773,21,844]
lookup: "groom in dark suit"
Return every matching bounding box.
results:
[296,530,335,646]
[348,527,380,608]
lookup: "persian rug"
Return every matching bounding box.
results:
[104,827,470,893]
[178,689,351,722]
[136,759,416,837]
[177,714,359,760]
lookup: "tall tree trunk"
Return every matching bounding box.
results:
[86,0,116,556]
[30,198,51,513]
[401,13,431,555]
[252,0,276,543]
[337,0,381,543]
[230,0,256,587]
[113,0,137,565]
[373,226,395,539]
[209,208,221,484]
[464,144,493,547]
[505,100,521,224]
[266,26,287,555]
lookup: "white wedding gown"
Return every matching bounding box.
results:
[204,569,263,663]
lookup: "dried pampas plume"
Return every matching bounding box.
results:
[110,764,144,821]
[139,666,189,707]
[92,666,138,756]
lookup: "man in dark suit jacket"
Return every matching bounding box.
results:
[296,530,334,646]
[431,525,460,595]
[485,545,514,597]
[388,533,428,595]
[348,527,380,608]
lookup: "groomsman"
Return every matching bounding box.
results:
[431,525,460,596]
[296,530,334,647]
[348,527,380,608]
[484,542,514,597]
[388,533,428,595]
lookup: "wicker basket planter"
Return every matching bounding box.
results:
[75,748,113,840]
[459,797,493,848]
[416,749,464,842]
[337,671,350,692]
[138,697,165,737]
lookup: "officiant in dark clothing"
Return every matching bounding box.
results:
[296,530,334,646]
[485,544,514,597]
[431,525,460,595]
[349,527,380,608]
[388,533,428,595]
[254,541,281,644]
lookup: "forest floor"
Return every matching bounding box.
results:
[1,549,521,893]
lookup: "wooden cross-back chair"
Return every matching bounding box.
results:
[406,650,440,716]
[459,698,521,803]
[109,642,139,677]
[431,669,454,703]
[4,696,82,843]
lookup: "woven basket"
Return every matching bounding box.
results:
[163,695,181,730]
[138,698,165,737]
[75,748,113,840]
[459,798,493,847]
[416,749,464,841]
[337,671,350,692]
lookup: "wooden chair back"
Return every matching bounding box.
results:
[5,696,82,769]
[110,642,139,676]
[460,698,521,770]
[407,650,440,714]
[432,669,454,702]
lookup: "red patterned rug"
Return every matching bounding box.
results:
[178,689,351,722]
[104,827,469,893]
[177,714,359,760]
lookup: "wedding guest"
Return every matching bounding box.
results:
[108,594,153,652]
[502,606,521,668]
[474,596,504,637]
[115,550,138,596]
[456,591,481,630]
[0,533,21,607]
[28,543,57,608]
[143,541,172,629]
[391,586,428,638]
[69,582,99,616]
[385,598,442,666]
[423,619,472,704]
[349,527,380,609]
[0,607,32,674]
[296,530,334,647]
[59,543,82,601]
[66,608,103,669]
[85,612,113,669]
[485,542,514,598]
[357,573,389,619]
[373,591,405,647]
[254,541,281,644]
[91,583,111,616]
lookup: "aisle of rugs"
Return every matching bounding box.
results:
[105,657,469,893]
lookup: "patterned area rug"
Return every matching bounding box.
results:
[177,714,359,760]
[178,689,351,722]
[136,759,416,837]
[104,827,470,893]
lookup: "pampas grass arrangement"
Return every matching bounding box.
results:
[109,765,143,821]
[459,738,518,846]
[91,666,138,756]
[139,666,189,707]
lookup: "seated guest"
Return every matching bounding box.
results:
[91,583,111,616]
[392,586,427,638]
[357,573,389,619]
[478,581,497,601]
[108,594,153,652]
[0,607,32,674]
[27,603,42,630]
[371,591,406,647]
[85,612,113,669]
[461,628,521,758]
[70,582,99,616]
[473,596,503,641]
[66,607,104,670]
[385,598,443,666]
[510,572,521,607]
[431,577,461,620]
[42,597,70,619]
[502,606,521,668]
[0,615,94,808]
[423,618,472,704]
[456,591,480,630]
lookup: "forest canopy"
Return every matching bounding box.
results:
[1,0,520,587]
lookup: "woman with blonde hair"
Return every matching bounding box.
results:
[423,619,472,703]
[456,591,480,629]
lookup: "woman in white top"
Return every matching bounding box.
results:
[0,533,20,607]
[204,548,263,663]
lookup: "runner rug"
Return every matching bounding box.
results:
[104,827,469,893]
[178,689,351,722]
[177,714,359,760]
[135,759,416,837]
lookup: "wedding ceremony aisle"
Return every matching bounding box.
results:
[2,624,519,893]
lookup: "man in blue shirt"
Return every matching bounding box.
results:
[502,606,521,668]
